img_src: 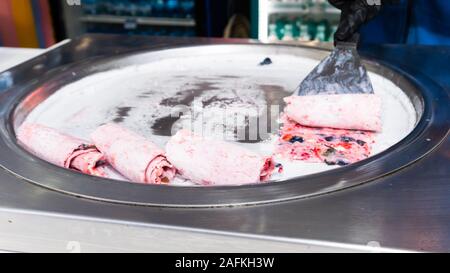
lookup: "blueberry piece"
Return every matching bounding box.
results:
[356,139,366,146]
[340,136,355,142]
[259,57,272,66]
[289,136,304,143]
[336,160,349,166]
[324,136,334,142]
[275,163,282,168]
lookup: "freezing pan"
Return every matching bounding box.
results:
[1,37,445,207]
[0,35,448,252]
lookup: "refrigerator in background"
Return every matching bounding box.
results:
[253,0,340,44]
[1,0,342,48]
[56,0,197,39]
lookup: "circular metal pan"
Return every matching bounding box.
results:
[0,41,448,208]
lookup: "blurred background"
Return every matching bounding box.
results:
[0,0,448,49]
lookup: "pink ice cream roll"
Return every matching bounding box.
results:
[17,123,107,177]
[166,130,275,186]
[91,123,175,184]
[284,94,382,132]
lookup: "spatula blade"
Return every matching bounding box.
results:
[296,45,374,96]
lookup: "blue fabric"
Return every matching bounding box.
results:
[360,0,409,44]
[406,0,450,45]
[361,45,450,90]
[360,0,450,45]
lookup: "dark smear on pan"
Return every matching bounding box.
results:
[113,106,133,123]
[152,81,219,135]
[159,81,218,107]
[236,84,290,143]
[137,90,155,99]
[201,96,241,107]
[219,75,241,79]
[151,115,182,135]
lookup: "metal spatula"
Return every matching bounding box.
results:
[295,40,374,96]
